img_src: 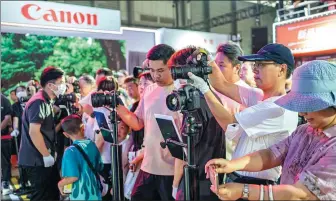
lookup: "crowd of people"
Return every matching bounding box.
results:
[1,41,335,201]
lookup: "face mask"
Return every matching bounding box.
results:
[16,91,27,100]
[50,83,67,98]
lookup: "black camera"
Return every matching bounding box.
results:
[19,96,31,103]
[58,93,77,103]
[72,80,80,94]
[91,91,120,108]
[171,65,212,80]
[133,66,150,78]
[170,49,212,80]
[166,84,201,111]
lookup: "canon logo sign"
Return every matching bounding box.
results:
[21,3,98,26]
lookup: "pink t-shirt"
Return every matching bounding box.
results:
[270,124,336,200]
[134,83,183,176]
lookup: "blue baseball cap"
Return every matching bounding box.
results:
[238,43,295,70]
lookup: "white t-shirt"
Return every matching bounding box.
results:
[134,83,183,176]
[79,93,112,164]
[226,86,298,181]
[213,79,251,160]
[120,135,133,182]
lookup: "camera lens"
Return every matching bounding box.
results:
[58,93,76,103]
[91,92,119,108]
[133,66,143,78]
[170,65,212,80]
[166,91,186,111]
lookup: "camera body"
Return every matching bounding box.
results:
[170,49,212,80]
[19,96,31,103]
[56,93,78,115]
[91,91,121,108]
[166,84,201,112]
[133,66,150,78]
[72,80,80,94]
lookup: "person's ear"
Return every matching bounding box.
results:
[234,64,241,75]
[279,64,288,78]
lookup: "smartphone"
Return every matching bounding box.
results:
[63,183,72,194]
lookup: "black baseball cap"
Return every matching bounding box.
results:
[238,43,294,69]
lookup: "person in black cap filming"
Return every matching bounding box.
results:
[187,43,299,190]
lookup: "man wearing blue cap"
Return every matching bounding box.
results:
[187,43,299,189]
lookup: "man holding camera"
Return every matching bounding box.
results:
[18,66,66,200]
[117,44,181,200]
[167,46,226,200]
[188,44,299,185]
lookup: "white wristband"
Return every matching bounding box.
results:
[259,185,264,201]
[269,185,274,201]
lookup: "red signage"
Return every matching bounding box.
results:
[21,3,98,26]
[276,13,336,56]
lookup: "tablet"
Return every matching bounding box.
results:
[154,114,187,160]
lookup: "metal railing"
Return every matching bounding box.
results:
[276,1,336,22]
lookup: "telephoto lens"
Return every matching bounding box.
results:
[58,93,77,103]
[91,92,120,108]
[133,66,150,78]
[170,65,212,80]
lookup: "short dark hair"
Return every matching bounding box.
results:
[146,44,175,65]
[168,45,198,67]
[216,42,243,66]
[40,66,65,87]
[61,115,83,135]
[97,77,118,91]
[16,86,27,93]
[10,90,16,94]
[96,68,113,76]
[123,76,138,86]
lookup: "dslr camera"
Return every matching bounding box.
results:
[133,66,150,78]
[91,91,121,108]
[56,93,78,115]
[166,84,201,112]
[170,48,212,80]
[72,80,80,94]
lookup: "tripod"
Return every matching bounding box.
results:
[109,93,125,201]
[161,112,202,200]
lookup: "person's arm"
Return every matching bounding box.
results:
[27,101,51,157]
[204,90,237,131]
[29,123,51,156]
[116,105,144,131]
[1,96,12,130]
[173,158,186,188]
[95,132,105,152]
[216,182,318,200]
[12,117,19,130]
[188,73,237,130]
[58,177,78,196]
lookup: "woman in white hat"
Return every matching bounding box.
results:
[205,60,336,200]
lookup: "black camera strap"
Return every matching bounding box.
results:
[72,144,103,191]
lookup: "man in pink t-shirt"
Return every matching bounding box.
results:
[117,44,182,200]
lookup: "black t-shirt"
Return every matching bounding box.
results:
[1,94,12,136]
[129,101,144,151]
[181,92,226,180]
[12,102,24,133]
[18,90,57,167]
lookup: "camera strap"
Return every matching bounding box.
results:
[72,143,103,191]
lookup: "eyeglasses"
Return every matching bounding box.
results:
[252,62,278,71]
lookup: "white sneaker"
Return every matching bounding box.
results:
[2,181,13,195]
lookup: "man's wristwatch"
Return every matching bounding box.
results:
[242,184,249,199]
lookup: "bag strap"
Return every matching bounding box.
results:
[72,144,102,190]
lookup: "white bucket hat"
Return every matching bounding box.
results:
[275,60,336,112]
